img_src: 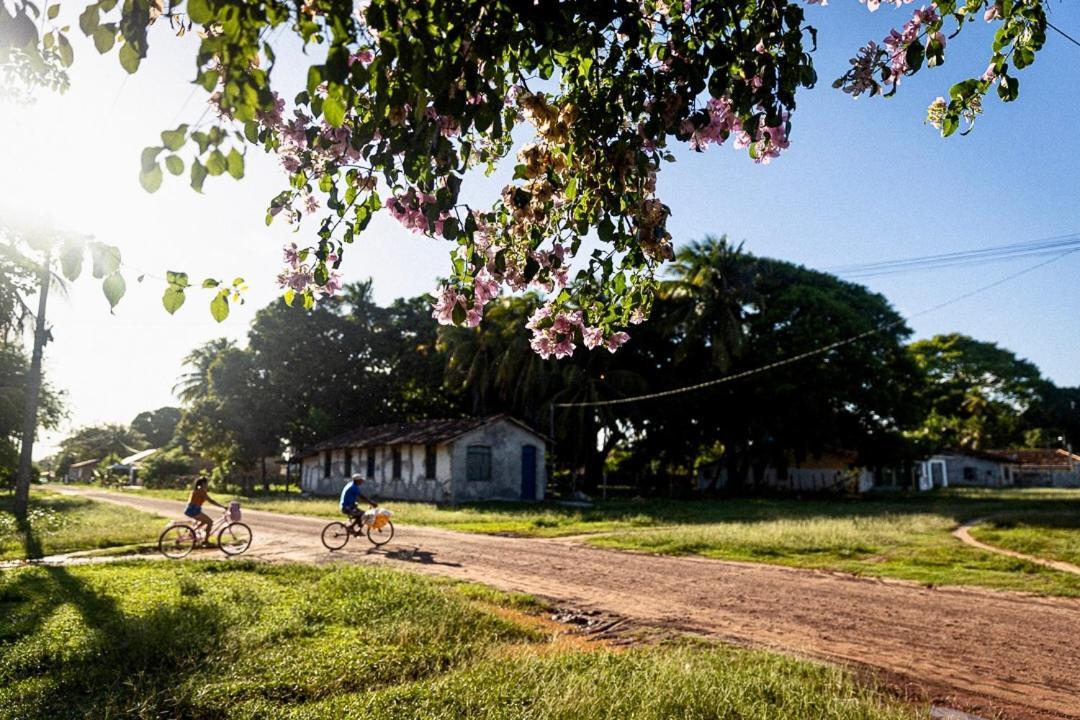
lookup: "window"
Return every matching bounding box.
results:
[392,446,402,480]
[466,445,492,483]
[366,450,376,479]
[963,466,976,481]
[425,444,437,479]
[344,449,352,477]
[324,451,332,478]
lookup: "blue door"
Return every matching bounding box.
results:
[521,445,537,500]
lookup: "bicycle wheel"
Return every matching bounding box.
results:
[159,524,196,559]
[217,522,253,556]
[367,520,394,547]
[321,521,351,551]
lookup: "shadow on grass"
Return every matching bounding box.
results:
[0,565,231,720]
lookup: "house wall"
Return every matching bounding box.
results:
[933,454,1009,487]
[449,419,547,502]
[300,444,454,502]
[1010,466,1080,488]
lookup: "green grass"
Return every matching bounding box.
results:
[0,561,919,720]
[0,489,168,561]
[110,485,1080,595]
[970,511,1080,567]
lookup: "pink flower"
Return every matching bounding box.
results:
[530,330,556,359]
[257,92,285,130]
[552,336,576,359]
[582,326,604,349]
[604,332,630,352]
[304,194,319,214]
[349,49,374,65]
[283,243,301,267]
[431,286,462,325]
[984,3,1000,21]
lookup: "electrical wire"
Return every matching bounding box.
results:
[554,249,1078,409]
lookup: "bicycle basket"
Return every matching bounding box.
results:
[228,501,242,522]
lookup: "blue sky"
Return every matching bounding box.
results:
[2,2,1079,455]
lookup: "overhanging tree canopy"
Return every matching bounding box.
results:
[1,0,1049,352]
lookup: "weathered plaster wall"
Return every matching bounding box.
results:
[301,444,453,502]
[449,419,546,502]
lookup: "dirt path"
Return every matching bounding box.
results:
[51,487,1080,720]
[953,519,1080,576]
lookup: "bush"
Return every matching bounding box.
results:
[139,447,199,489]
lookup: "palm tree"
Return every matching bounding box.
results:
[662,235,756,372]
[174,338,236,404]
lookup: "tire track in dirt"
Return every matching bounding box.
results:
[51,487,1080,720]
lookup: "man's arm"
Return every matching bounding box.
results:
[357,492,376,507]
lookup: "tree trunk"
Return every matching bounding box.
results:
[14,249,51,518]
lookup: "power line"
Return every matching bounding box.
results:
[826,233,1080,278]
[554,249,1078,409]
[1047,20,1080,50]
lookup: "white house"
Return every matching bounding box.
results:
[298,415,547,503]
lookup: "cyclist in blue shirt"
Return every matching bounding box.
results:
[340,473,376,521]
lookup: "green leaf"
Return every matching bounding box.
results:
[162,286,185,314]
[226,148,244,179]
[92,24,115,53]
[47,3,59,19]
[141,146,163,172]
[323,93,346,127]
[78,4,99,35]
[166,271,189,288]
[164,155,184,175]
[187,0,212,24]
[102,272,125,309]
[210,291,229,322]
[160,124,188,151]
[118,41,141,74]
[201,278,219,288]
[139,164,163,193]
[283,288,296,306]
[57,33,73,67]
[205,149,226,176]
[89,243,121,278]
[191,160,208,192]
[59,239,84,281]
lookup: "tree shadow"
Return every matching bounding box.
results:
[0,564,232,720]
[16,515,42,559]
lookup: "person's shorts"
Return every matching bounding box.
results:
[184,504,203,519]
[342,506,361,518]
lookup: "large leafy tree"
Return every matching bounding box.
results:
[1,0,1050,349]
[130,405,182,447]
[54,422,147,476]
[0,345,64,488]
[908,333,1044,450]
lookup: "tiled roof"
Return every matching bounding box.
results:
[298,414,540,457]
[987,448,1080,468]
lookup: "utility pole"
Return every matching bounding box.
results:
[13,247,51,518]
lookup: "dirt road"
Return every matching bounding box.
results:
[53,487,1080,720]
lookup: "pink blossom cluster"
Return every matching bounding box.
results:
[386,189,451,235]
[525,304,630,360]
[425,107,461,138]
[838,42,883,97]
[679,97,790,164]
[276,243,343,299]
[883,4,941,84]
[431,270,501,328]
[860,0,913,11]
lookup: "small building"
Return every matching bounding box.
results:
[919,450,1010,489]
[65,458,99,483]
[298,415,547,503]
[697,450,875,494]
[988,448,1080,488]
[107,448,159,485]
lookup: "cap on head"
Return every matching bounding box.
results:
[351,473,364,482]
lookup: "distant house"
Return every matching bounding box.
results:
[298,415,547,503]
[987,448,1080,488]
[65,459,99,483]
[698,450,875,494]
[919,450,1010,489]
[107,448,160,485]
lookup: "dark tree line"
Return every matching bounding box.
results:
[148,236,1078,496]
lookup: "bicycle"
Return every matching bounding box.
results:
[321,507,394,550]
[158,502,253,559]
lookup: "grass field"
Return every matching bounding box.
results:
[970,511,1080,567]
[0,561,918,720]
[0,489,168,561]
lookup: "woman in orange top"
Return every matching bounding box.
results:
[185,476,224,545]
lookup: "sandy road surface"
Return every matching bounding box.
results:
[47,487,1080,720]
